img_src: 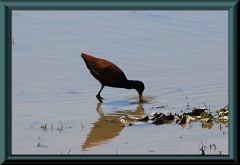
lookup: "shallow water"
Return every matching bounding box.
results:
[12,10,228,155]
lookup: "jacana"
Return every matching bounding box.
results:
[81,53,145,103]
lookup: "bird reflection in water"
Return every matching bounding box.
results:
[82,102,146,151]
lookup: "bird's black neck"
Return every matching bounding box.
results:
[112,79,135,89]
[123,80,137,89]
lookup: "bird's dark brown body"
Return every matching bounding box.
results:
[81,53,145,102]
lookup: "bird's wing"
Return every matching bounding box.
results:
[88,59,124,85]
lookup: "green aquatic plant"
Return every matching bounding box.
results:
[200,112,213,120]
[215,105,228,121]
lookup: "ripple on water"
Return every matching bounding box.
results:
[101,95,162,107]
[124,95,162,104]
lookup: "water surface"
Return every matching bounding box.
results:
[12,10,228,155]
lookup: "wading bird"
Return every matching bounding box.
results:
[81,53,145,103]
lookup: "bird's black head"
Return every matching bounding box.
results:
[133,81,145,101]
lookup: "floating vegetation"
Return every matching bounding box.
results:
[38,121,75,133]
[51,124,53,132]
[149,149,154,152]
[151,112,174,125]
[40,124,47,132]
[36,142,48,148]
[118,104,228,128]
[81,123,84,131]
[119,114,149,123]
[198,140,207,155]
[175,114,195,125]
[199,112,214,123]
[197,141,226,155]
[156,105,164,108]
[184,107,207,116]
[215,105,228,121]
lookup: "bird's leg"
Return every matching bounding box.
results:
[96,85,104,102]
